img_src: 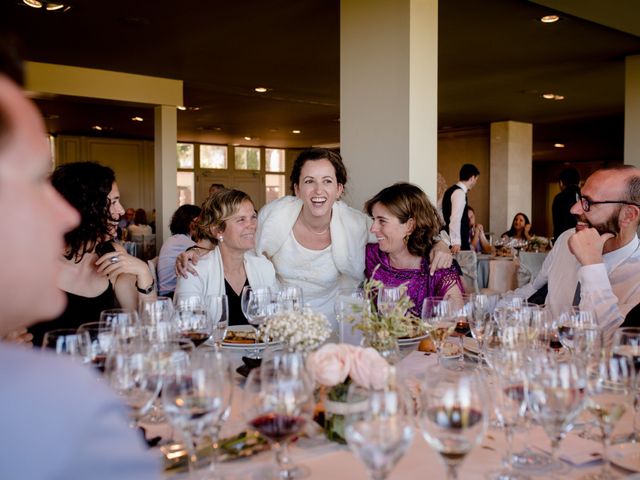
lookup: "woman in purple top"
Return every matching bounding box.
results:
[364,183,463,316]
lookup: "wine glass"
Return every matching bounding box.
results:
[467,293,498,361]
[335,288,366,345]
[77,322,113,372]
[173,298,213,348]
[527,356,587,464]
[612,327,640,443]
[243,355,314,479]
[344,382,414,480]
[204,294,229,349]
[418,371,489,479]
[99,308,140,342]
[581,355,633,480]
[104,341,161,428]
[163,349,233,478]
[241,286,274,358]
[422,297,457,366]
[139,296,174,342]
[555,306,595,357]
[451,297,472,371]
[41,328,88,359]
[275,286,304,312]
[377,286,403,317]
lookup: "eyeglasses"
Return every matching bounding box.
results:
[579,195,640,212]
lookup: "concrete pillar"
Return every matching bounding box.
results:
[489,121,533,236]
[625,55,640,167]
[154,106,178,245]
[341,0,438,210]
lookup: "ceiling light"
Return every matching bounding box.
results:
[254,87,268,93]
[243,136,252,141]
[92,125,103,131]
[542,93,564,101]
[554,143,565,148]
[23,0,70,10]
[187,106,200,111]
[23,0,42,7]
[553,94,564,100]
[45,2,65,10]
[540,15,560,23]
[292,130,301,134]
[131,116,144,122]
[177,106,187,111]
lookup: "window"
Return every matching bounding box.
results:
[200,144,227,169]
[235,147,261,170]
[265,148,286,203]
[177,171,194,206]
[177,143,194,169]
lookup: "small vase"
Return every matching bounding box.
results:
[362,330,400,364]
[323,392,369,445]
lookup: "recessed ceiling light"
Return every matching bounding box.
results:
[243,136,252,141]
[540,15,560,23]
[553,94,564,100]
[254,87,268,93]
[92,125,103,131]
[187,106,200,111]
[23,0,69,10]
[542,93,564,101]
[45,2,65,10]
[554,143,565,148]
[23,0,42,8]
[177,106,187,111]
[292,130,301,134]
[131,116,144,122]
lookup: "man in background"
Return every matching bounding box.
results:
[552,167,581,239]
[441,163,480,253]
[0,47,159,479]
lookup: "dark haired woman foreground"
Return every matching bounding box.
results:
[29,162,155,346]
[365,182,463,316]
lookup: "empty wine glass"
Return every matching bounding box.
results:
[41,328,88,359]
[418,371,489,479]
[377,286,403,317]
[275,286,304,312]
[422,297,457,366]
[243,353,313,479]
[581,355,633,480]
[612,327,640,443]
[335,288,366,345]
[139,296,174,342]
[344,381,414,480]
[99,308,140,342]
[241,286,274,358]
[205,294,229,349]
[467,293,498,362]
[163,349,233,479]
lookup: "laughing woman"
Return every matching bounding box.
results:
[365,183,463,317]
[28,162,155,346]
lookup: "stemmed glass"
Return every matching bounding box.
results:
[173,296,214,348]
[163,350,233,479]
[334,288,366,345]
[467,293,498,364]
[451,297,472,371]
[99,308,140,342]
[205,294,229,349]
[243,352,314,479]
[422,297,457,366]
[77,321,113,372]
[580,355,633,480]
[612,327,640,443]
[418,371,489,479]
[241,286,274,358]
[41,328,88,359]
[377,286,403,317]
[344,382,414,480]
[556,306,595,358]
[527,356,587,464]
[275,286,304,313]
[139,296,174,342]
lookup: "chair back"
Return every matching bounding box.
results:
[517,251,547,287]
[454,250,479,294]
[147,256,159,294]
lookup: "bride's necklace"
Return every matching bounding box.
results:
[300,219,330,235]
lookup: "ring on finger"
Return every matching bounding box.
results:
[110,256,119,264]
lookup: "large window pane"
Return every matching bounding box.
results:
[177,171,194,206]
[265,148,285,172]
[265,174,286,204]
[200,144,227,169]
[235,147,261,170]
[177,143,194,169]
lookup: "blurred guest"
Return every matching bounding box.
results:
[365,183,463,316]
[0,60,158,479]
[157,204,201,297]
[468,206,491,253]
[209,182,225,196]
[118,207,135,230]
[28,162,156,347]
[175,189,276,326]
[127,208,152,236]
[442,163,480,253]
[553,167,581,240]
[501,212,533,241]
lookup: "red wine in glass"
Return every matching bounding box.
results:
[180,331,210,347]
[250,413,306,442]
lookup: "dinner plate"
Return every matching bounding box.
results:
[610,443,640,473]
[463,337,481,356]
[220,325,266,350]
[397,332,430,345]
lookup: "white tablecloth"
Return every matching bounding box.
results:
[477,255,519,293]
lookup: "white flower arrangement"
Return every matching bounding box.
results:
[259,308,331,353]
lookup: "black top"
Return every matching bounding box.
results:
[442,184,470,250]
[552,184,580,240]
[622,302,640,328]
[29,282,117,347]
[224,278,250,326]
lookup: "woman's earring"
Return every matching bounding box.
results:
[218,236,224,242]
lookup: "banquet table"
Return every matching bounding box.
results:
[158,348,640,480]
[477,254,519,293]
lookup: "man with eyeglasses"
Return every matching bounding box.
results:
[512,166,640,344]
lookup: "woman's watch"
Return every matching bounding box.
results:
[136,279,155,295]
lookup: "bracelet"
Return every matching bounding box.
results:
[136,279,155,295]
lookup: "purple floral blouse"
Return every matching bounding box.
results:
[364,243,463,316]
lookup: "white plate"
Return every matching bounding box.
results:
[220,325,266,350]
[397,332,429,345]
[463,337,481,355]
[610,443,640,473]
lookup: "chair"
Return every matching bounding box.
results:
[147,256,159,294]
[131,234,156,261]
[517,251,547,287]
[454,251,479,294]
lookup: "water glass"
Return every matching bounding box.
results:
[41,328,88,359]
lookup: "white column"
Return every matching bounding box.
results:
[625,55,640,167]
[154,106,178,246]
[341,0,438,210]
[489,121,533,236]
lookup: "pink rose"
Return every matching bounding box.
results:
[349,347,389,390]
[306,343,352,387]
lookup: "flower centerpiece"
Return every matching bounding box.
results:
[346,272,422,361]
[526,235,550,252]
[259,308,331,353]
[306,343,390,443]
